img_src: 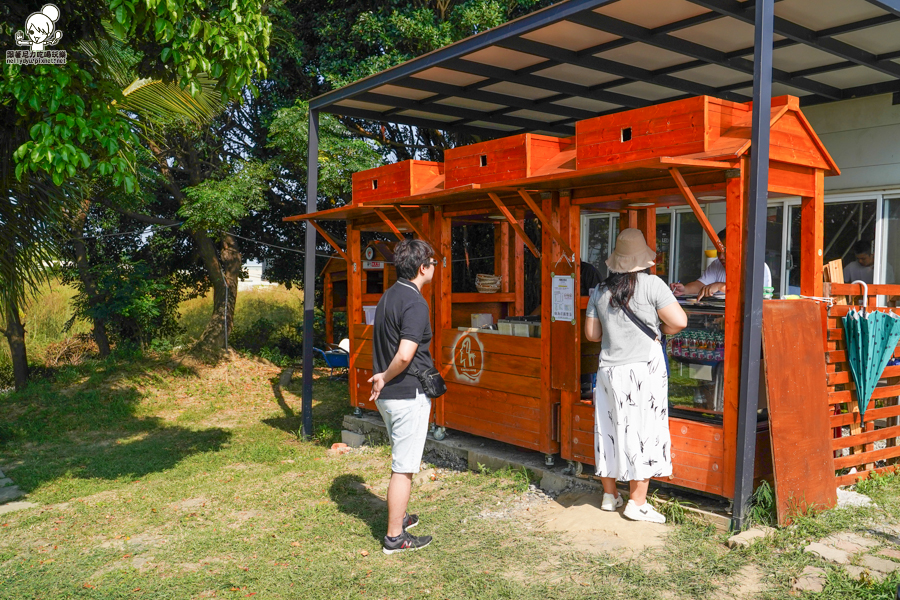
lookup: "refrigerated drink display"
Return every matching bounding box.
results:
[666,304,725,418]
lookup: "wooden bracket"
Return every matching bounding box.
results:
[308,220,348,263]
[669,167,725,253]
[372,208,405,241]
[517,189,575,258]
[393,205,442,260]
[488,192,540,259]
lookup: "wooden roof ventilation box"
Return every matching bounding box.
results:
[444,133,575,189]
[575,96,756,168]
[575,95,838,174]
[351,160,444,204]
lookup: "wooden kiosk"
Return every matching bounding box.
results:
[288,94,839,496]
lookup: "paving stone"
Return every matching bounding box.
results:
[838,533,879,549]
[0,501,38,515]
[0,486,23,503]
[727,526,775,549]
[845,565,869,581]
[413,468,435,487]
[860,555,900,575]
[730,564,766,599]
[878,548,900,560]
[805,541,851,564]
[792,566,826,593]
[821,534,870,555]
[0,478,13,487]
[0,470,5,479]
[836,488,874,508]
[341,430,367,448]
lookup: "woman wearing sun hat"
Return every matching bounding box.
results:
[584,228,687,523]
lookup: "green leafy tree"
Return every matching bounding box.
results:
[0,0,270,377]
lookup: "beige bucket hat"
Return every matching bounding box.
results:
[605,228,656,274]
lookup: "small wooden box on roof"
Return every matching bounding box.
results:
[286,94,839,495]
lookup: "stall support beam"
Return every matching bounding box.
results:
[800,169,825,297]
[488,193,541,258]
[733,0,774,532]
[670,167,725,253]
[301,109,319,440]
[373,208,405,241]
[308,220,348,263]
[517,189,576,258]
[394,205,442,258]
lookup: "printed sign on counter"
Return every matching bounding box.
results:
[551,274,576,324]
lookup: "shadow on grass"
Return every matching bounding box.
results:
[329,473,387,542]
[263,377,303,437]
[0,356,230,494]
[262,369,351,447]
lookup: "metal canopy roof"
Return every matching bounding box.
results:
[310,0,900,138]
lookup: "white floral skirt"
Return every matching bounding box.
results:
[593,342,673,481]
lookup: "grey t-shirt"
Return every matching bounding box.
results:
[586,273,677,367]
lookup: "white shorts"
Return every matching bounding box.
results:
[376,391,432,474]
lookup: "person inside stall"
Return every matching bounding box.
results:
[669,228,772,301]
[844,239,895,285]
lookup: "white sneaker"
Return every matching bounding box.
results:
[623,499,666,523]
[601,493,623,511]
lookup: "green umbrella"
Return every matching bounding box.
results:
[842,306,900,426]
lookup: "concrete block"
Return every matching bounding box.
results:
[467,450,517,474]
[860,555,900,575]
[341,430,367,448]
[0,486,23,503]
[0,501,38,515]
[792,566,826,593]
[727,527,775,549]
[539,472,570,494]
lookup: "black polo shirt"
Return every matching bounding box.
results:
[372,279,434,400]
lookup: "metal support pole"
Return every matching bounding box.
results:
[733,0,773,531]
[301,109,320,440]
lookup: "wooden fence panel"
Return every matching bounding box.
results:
[824,286,900,485]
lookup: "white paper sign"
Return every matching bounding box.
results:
[362,260,384,270]
[551,275,576,323]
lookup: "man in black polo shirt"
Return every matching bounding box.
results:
[368,239,437,554]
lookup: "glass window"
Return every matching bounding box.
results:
[884,198,900,288]
[655,213,672,283]
[675,211,704,284]
[582,214,618,279]
[765,205,784,296]
[787,200,876,291]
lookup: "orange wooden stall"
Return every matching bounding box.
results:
[286,94,840,494]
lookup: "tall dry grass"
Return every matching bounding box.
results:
[177,285,304,344]
[0,281,91,366]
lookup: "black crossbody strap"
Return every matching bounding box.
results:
[620,303,659,342]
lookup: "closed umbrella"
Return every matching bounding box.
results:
[841,281,900,426]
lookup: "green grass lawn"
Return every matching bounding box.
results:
[1,352,900,599]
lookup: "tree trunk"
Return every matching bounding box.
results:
[4,299,28,391]
[71,201,111,357]
[194,231,241,353]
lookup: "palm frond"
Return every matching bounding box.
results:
[118,76,225,126]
